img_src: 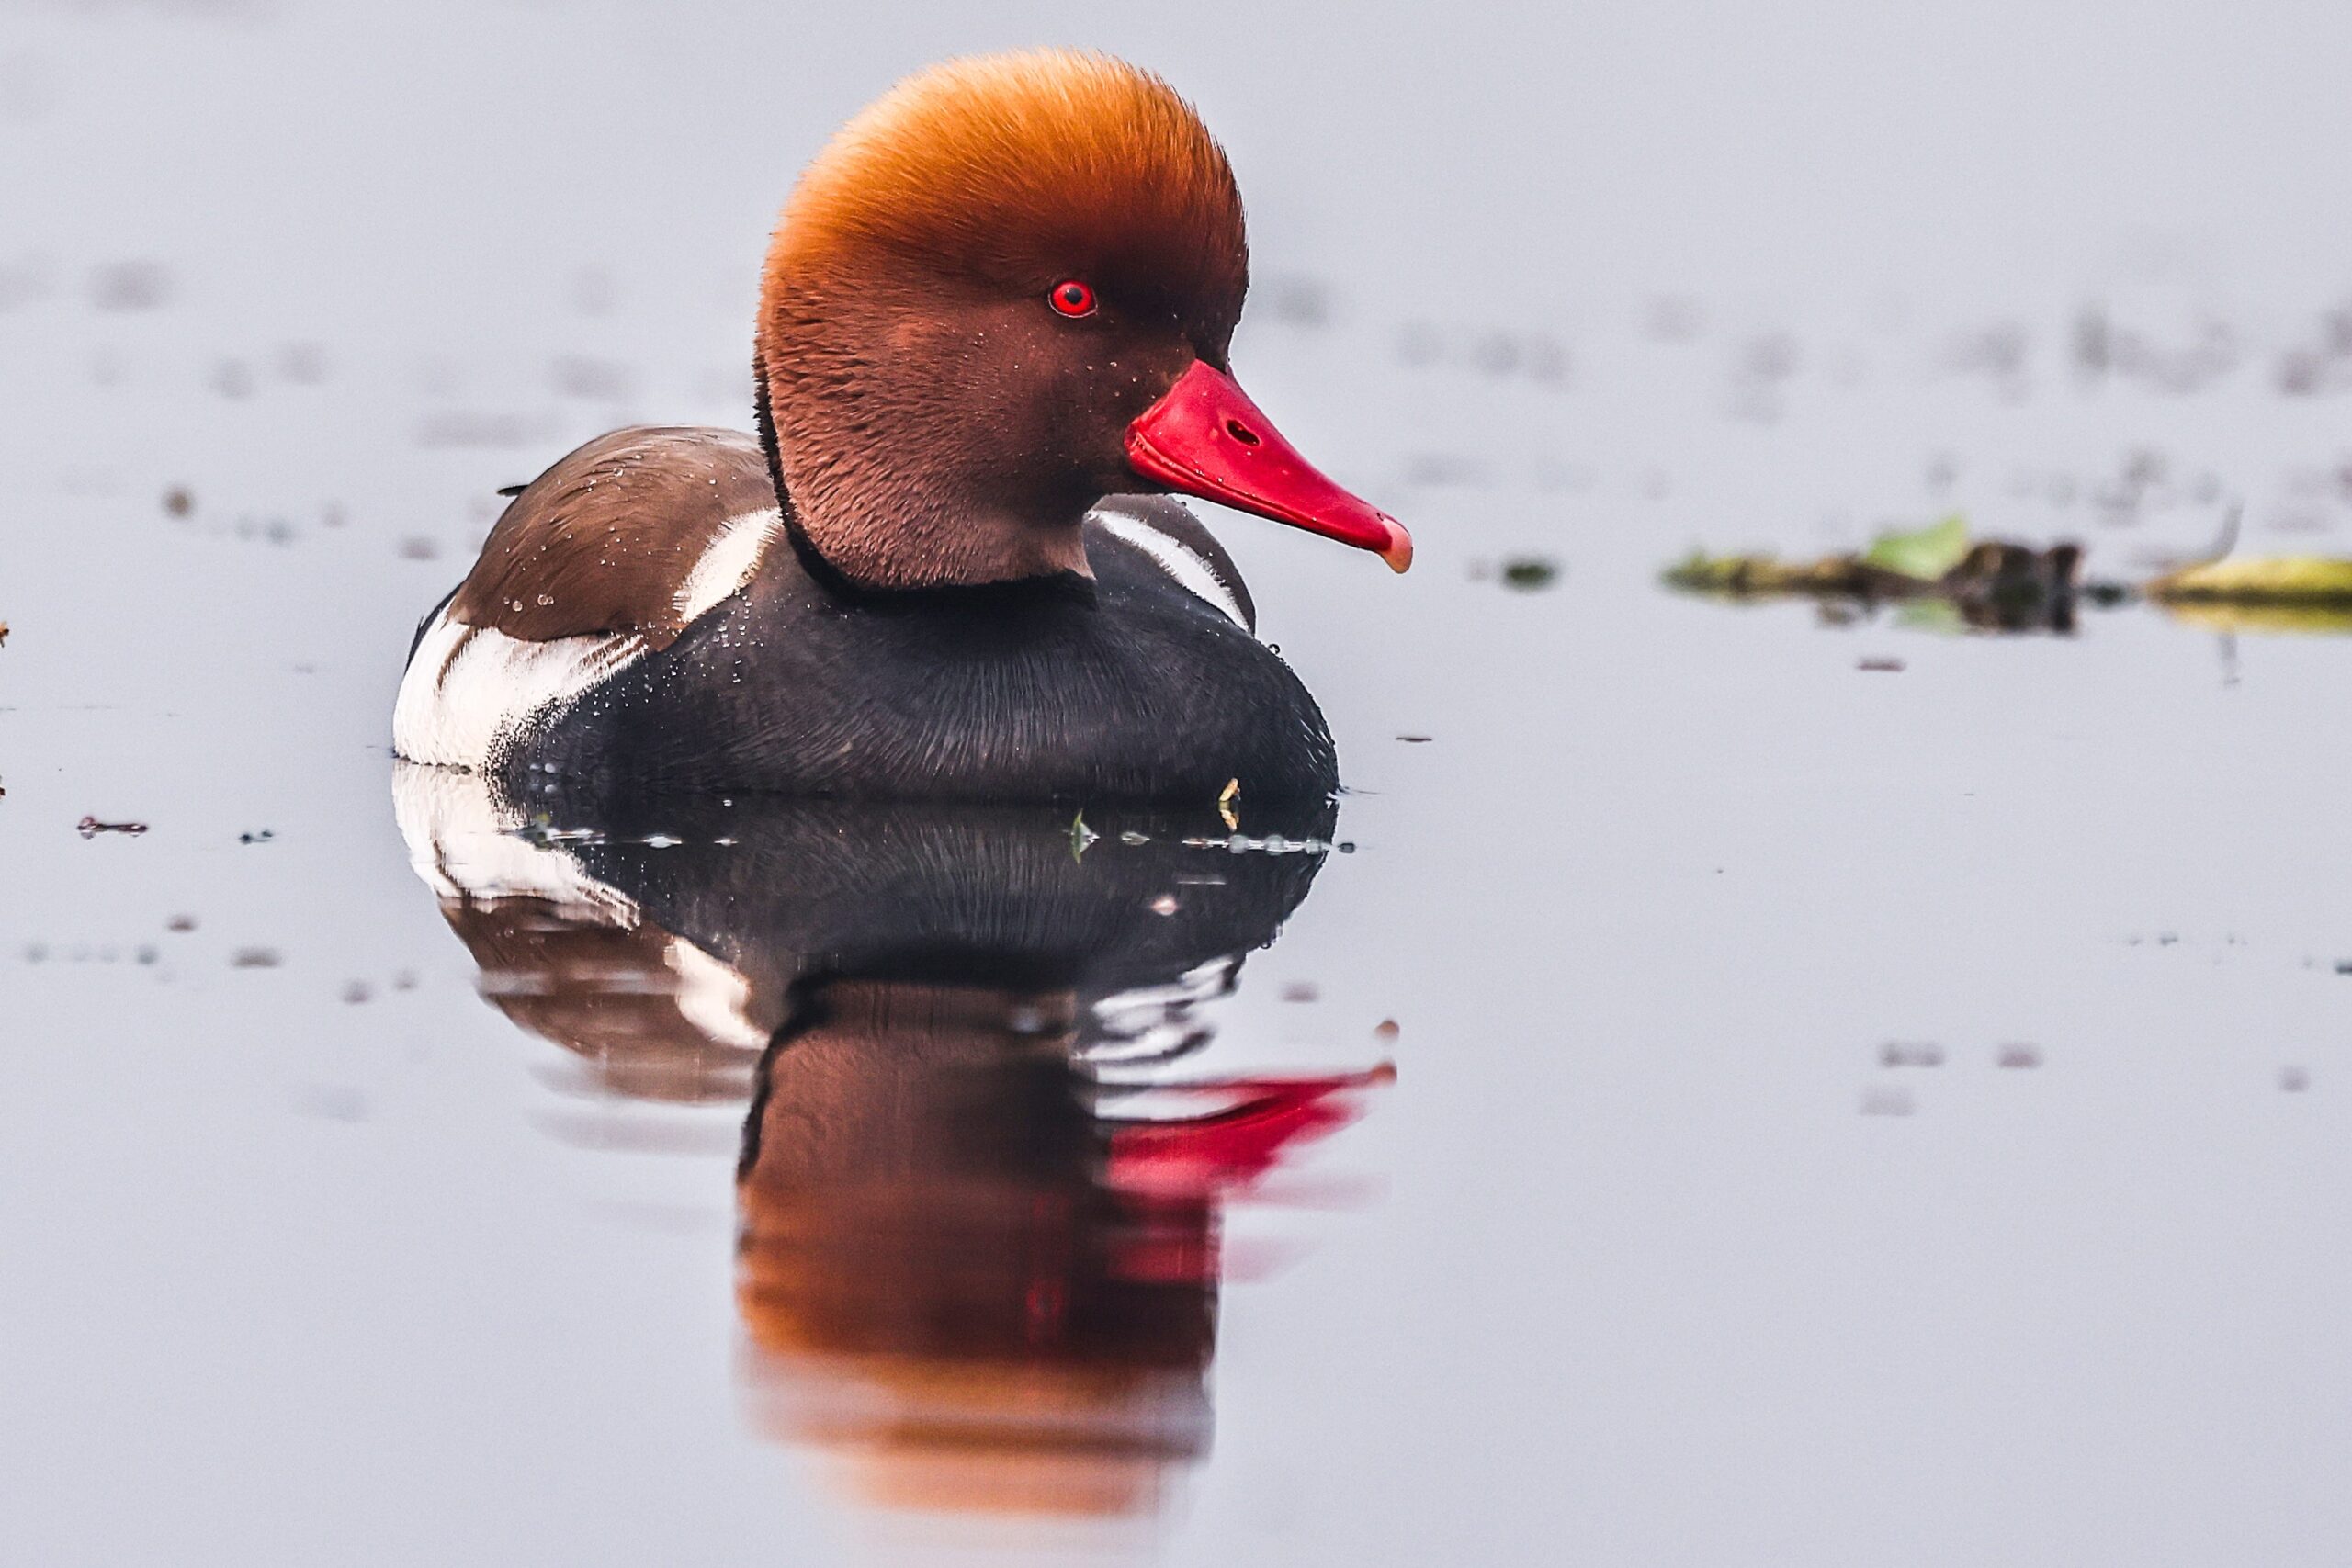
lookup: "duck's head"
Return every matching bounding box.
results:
[755,50,1412,590]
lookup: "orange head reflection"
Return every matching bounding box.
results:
[735,976,1385,1518]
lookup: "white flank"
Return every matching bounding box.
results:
[389,762,640,925]
[1093,511,1250,630]
[665,939,770,1051]
[392,763,765,1055]
[675,507,784,625]
[392,609,647,769]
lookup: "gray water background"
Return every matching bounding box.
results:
[6,1,2352,1562]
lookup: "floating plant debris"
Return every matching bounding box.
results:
[2154,600,2352,636]
[1665,516,2085,631]
[76,816,148,838]
[1673,505,2352,638]
[1499,556,1560,591]
[2145,557,2352,634]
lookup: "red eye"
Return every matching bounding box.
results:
[1048,279,1097,318]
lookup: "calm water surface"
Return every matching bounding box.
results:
[8,2,2352,1563]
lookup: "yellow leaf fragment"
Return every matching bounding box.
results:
[2148,556,2352,605]
[2154,601,2352,637]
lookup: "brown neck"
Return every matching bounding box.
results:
[756,345,1095,592]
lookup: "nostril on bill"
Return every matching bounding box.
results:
[1224,419,1261,447]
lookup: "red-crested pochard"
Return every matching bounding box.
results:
[392,51,1409,806]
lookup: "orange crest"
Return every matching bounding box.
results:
[765,51,1249,340]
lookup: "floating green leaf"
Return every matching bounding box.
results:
[1860,515,1971,581]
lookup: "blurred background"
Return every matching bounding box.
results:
[7,1,2352,1563]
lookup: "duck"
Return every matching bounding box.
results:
[391,50,1409,807]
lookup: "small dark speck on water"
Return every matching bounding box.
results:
[1499,557,1560,591]
[2282,1066,2312,1093]
[90,261,172,312]
[1882,1041,1945,1068]
[1373,1019,1401,1043]
[1997,1043,2043,1069]
[1861,1086,1916,1116]
[239,829,275,845]
[398,536,441,561]
[342,981,372,1005]
[1859,657,1907,672]
[276,342,328,384]
[230,947,282,969]
[77,816,148,838]
[134,945,158,965]
[162,486,193,518]
[1281,983,1320,1004]
[165,914,197,932]
[1260,274,1333,329]
[295,1085,368,1122]
[2333,960,2352,975]
[1396,734,1433,744]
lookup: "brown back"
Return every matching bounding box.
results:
[449,426,778,646]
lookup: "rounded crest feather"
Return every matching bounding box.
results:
[767,51,1248,337]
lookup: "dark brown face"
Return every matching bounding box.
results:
[759,245,1240,588]
[888,266,1228,515]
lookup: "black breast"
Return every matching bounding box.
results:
[503,536,1339,807]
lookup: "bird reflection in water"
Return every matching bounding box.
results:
[394,768,1387,1527]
